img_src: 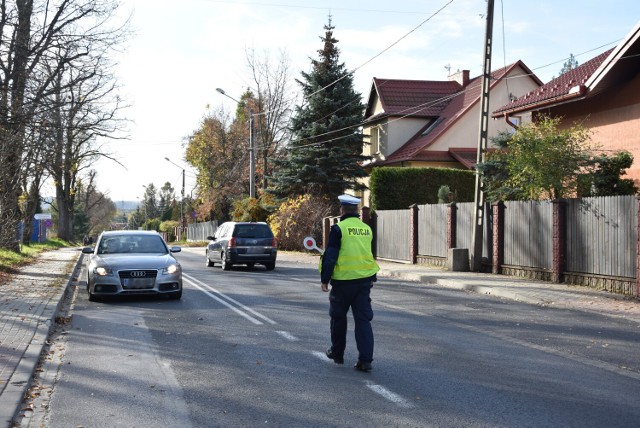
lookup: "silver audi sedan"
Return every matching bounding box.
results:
[82,230,183,301]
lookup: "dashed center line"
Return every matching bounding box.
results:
[184,271,414,409]
[365,381,414,408]
[276,331,298,341]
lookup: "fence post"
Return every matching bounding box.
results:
[370,210,378,258]
[552,199,566,283]
[447,202,457,249]
[492,201,504,274]
[322,217,331,251]
[409,204,418,264]
[636,196,640,297]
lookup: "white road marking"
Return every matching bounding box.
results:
[183,274,274,325]
[312,351,333,363]
[186,265,416,410]
[377,301,425,316]
[312,351,414,408]
[365,381,414,408]
[276,331,298,341]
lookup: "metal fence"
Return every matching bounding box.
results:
[370,195,639,288]
[417,203,447,258]
[503,200,554,269]
[565,196,637,278]
[374,209,411,261]
[186,221,218,242]
[454,202,493,261]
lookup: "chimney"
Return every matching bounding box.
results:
[448,69,470,87]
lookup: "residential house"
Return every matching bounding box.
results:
[359,61,543,205]
[493,21,640,187]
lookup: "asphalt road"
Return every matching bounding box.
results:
[23,248,640,427]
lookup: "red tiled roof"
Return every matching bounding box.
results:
[365,78,461,120]
[377,61,531,165]
[449,148,479,169]
[493,49,613,116]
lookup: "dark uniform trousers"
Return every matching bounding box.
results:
[329,279,374,362]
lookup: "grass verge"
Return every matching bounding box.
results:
[0,238,71,275]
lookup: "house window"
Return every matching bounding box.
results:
[508,116,521,134]
[370,126,380,154]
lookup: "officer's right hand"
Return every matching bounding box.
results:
[321,283,329,292]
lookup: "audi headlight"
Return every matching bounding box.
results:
[95,267,113,276]
[162,264,180,275]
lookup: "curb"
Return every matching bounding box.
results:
[0,251,83,427]
[380,269,565,304]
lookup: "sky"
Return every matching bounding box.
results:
[77,0,640,206]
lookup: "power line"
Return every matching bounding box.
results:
[201,0,459,15]
[302,0,456,102]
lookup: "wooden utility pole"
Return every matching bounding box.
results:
[470,0,495,272]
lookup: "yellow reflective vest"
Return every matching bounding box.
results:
[332,217,380,280]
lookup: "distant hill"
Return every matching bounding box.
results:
[40,196,140,212]
[114,200,140,212]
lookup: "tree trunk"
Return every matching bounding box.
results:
[0,0,33,251]
[21,181,41,245]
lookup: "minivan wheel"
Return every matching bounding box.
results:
[264,262,275,271]
[221,253,231,271]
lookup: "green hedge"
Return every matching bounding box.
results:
[370,167,476,210]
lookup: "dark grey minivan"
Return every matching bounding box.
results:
[206,222,277,270]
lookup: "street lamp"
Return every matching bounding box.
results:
[164,157,185,238]
[215,87,256,199]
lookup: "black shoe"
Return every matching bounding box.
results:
[354,361,372,372]
[325,348,344,364]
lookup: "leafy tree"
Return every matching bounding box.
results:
[0,0,129,250]
[231,197,270,222]
[186,107,247,222]
[578,151,638,196]
[74,173,116,239]
[269,18,369,199]
[159,220,179,242]
[477,132,528,201]
[479,116,595,200]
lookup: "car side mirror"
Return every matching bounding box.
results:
[206,236,215,241]
[82,247,94,254]
[170,246,182,253]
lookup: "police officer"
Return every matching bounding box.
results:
[321,194,380,372]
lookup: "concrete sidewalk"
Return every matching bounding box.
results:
[0,247,82,427]
[280,250,640,323]
[1,247,639,426]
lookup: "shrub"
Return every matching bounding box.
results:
[232,195,275,222]
[159,220,180,242]
[268,195,335,251]
[370,167,475,209]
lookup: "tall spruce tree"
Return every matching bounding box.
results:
[270,18,369,199]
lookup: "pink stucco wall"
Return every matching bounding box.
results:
[541,73,640,187]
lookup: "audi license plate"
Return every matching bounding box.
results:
[123,278,154,289]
